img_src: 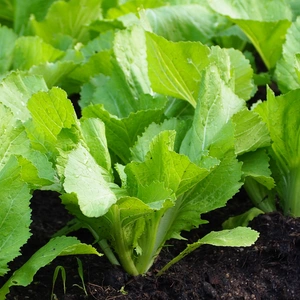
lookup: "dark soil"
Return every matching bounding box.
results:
[1,190,300,300]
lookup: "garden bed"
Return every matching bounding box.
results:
[3,191,300,300]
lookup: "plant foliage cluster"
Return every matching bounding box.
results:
[0,0,299,297]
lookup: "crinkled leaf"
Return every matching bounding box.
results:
[126,131,211,197]
[63,144,117,217]
[26,87,78,154]
[0,72,48,122]
[0,104,28,169]
[131,118,190,162]
[80,28,165,116]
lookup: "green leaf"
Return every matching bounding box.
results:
[200,227,259,247]
[82,104,164,164]
[106,0,165,19]
[0,104,28,169]
[168,151,242,239]
[0,0,14,27]
[146,31,210,107]
[29,0,102,48]
[275,17,300,93]
[254,87,300,216]
[240,149,275,190]
[218,47,255,100]
[80,27,166,116]
[80,118,111,172]
[14,0,56,33]
[114,26,152,96]
[0,236,100,298]
[209,0,292,69]
[0,72,48,122]
[222,207,264,229]
[0,156,32,276]
[180,65,244,163]
[130,118,190,163]
[26,87,78,154]
[0,25,17,74]
[233,108,270,155]
[13,36,64,70]
[63,144,117,217]
[158,227,259,276]
[143,4,229,43]
[126,131,211,197]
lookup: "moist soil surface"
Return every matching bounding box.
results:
[2,190,300,300]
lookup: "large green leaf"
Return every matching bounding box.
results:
[209,0,292,69]
[0,157,31,277]
[0,94,58,190]
[63,144,118,217]
[146,32,210,107]
[26,87,78,154]
[180,65,245,164]
[146,32,255,107]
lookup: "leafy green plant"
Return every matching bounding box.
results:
[1,0,300,297]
